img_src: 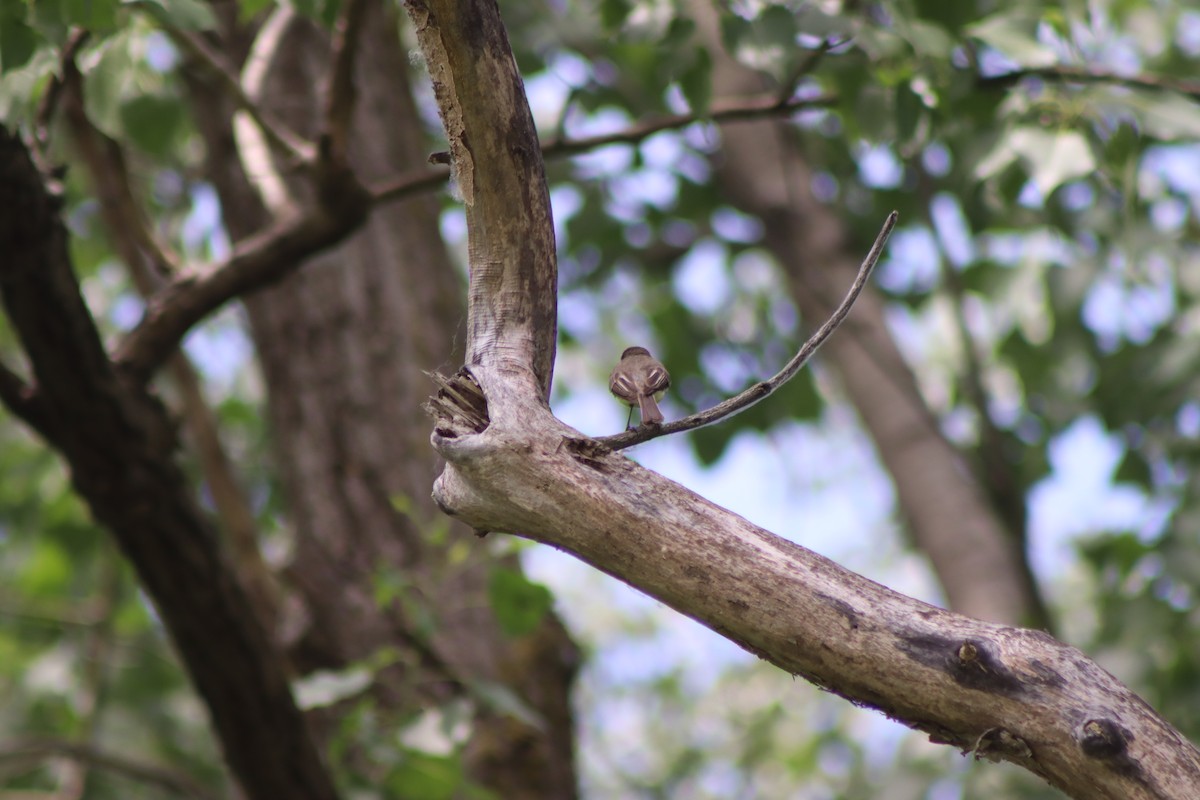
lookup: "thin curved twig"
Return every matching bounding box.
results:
[321,0,369,164]
[538,93,837,157]
[370,92,836,205]
[979,64,1200,100]
[165,25,315,164]
[776,37,848,105]
[32,28,90,163]
[0,737,219,800]
[594,211,898,451]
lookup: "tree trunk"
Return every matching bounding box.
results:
[186,3,578,796]
[0,126,339,800]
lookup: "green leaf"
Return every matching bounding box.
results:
[912,0,978,31]
[30,0,71,34]
[292,665,372,709]
[466,679,545,730]
[1017,128,1095,196]
[119,92,185,156]
[63,0,120,30]
[129,0,215,30]
[719,12,750,54]
[1122,90,1200,140]
[385,752,468,800]
[598,0,631,30]
[1113,448,1152,488]
[976,126,1095,196]
[662,16,695,47]
[756,4,798,50]
[82,28,135,139]
[966,13,1058,67]
[677,46,711,115]
[18,539,72,594]
[238,0,274,22]
[0,16,39,73]
[905,20,955,59]
[487,567,553,638]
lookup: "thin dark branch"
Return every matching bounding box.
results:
[321,0,369,164]
[0,359,53,438]
[979,64,1200,100]
[165,25,315,164]
[776,38,847,105]
[0,738,219,800]
[595,211,898,451]
[0,124,338,800]
[372,92,838,205]
[370,164,453,205]
[59,53,282,628]
[117,87,838,380]
[539,93,837,157]
[114,176,371,382]
[32,28,90,162]
[61,51,179,281]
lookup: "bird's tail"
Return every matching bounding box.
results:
[638,393,664,425]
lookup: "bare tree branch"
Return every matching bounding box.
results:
[776,38,847,105]
[370,163,453,205]
[405,0,559,399]
[980,64,1200,99]
[371,91,836,206]
[410,3,1200,796]
[166,25,315,164]
[0,360,53,440]
[0,738,219,800]
[430,371,1200,799]
[595,210,896,450]
[322,0,369,163]
[60,55,179,279]
[0,124,338,800]
[32,28,90,164]
[61,57,283,632]
[114,168,371,381]
[539,92,836,157]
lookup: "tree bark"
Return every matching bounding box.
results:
[407,2,1200,798]
[186,3,578,796]
[0,127,338,800]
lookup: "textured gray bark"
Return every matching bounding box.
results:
[409,2,1200,798]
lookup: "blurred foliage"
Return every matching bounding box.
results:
[0,0,1198,797]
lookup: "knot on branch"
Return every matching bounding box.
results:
[560,436,614,471]
[1079,718,1132,759]
[425,368,489,438]
[1078,718,1144,780]
[951,638,1024,694]
[973,727,1032,763]
[898,633,1025,696]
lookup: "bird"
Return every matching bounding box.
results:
[609,346,671,429]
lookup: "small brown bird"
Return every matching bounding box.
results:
[609,346,671,429]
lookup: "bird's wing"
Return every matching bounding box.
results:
[609,371,637,402]
[644,366,670,394]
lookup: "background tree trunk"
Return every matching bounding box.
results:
[186,3,578,796]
